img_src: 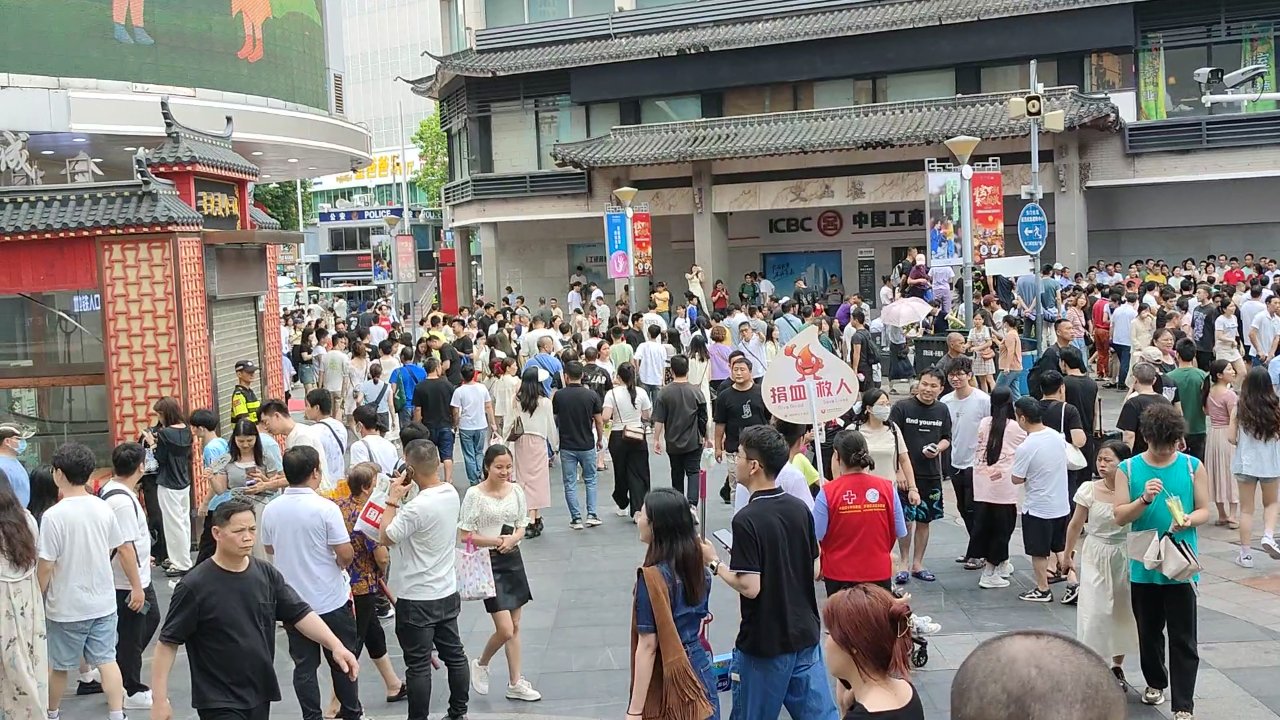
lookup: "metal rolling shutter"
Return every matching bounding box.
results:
[211,298,263,432]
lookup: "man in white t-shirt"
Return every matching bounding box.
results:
[635,325,669,397]
[1250,295,1280,364]
[940,357,991,570]
[100,442,160,709]
[450,365,495,486]
[261,445,362,720]
[1011,396,1070,603]
[735,322,768,380]
[38,442,134,719]
[260,399,333,491]
[380,440,474,716]
[320,333,353,419]
[305,388,348,484]
[350,404,401,476]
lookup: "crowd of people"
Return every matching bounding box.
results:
[3,249,1279,720]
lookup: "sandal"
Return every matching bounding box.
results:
[1229,520,1241,530]
[1214,519,1230,527]
[894,571,910,585]
[1047,570,1069,584]
[386,683,408,703]
[911,569,937,582]
[963,558,985,571]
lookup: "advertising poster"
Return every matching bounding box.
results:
[762,250,842,298]
[970,171,1004,266]
[371,235,393,284]
[604,209,630,280]
[925,170,964,267]
[1244,26,1278,113]
[1138,35,1167,121]
[567,243,608,289]
[631,207,653,277]
[394,234,417,284]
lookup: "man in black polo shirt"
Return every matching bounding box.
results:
[713,355,770,505]
[700,425,837,720]
[889,368,952,584]
[552,362,604,529]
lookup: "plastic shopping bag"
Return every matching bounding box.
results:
[456,538,497,601]
[354,488,389,539]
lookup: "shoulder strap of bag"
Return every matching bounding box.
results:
[321,420,346,450]
[372,382,388,407]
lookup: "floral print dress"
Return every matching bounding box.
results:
[1,511,46,720]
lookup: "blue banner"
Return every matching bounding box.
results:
[604,210,630,280]
[318,207,404,224]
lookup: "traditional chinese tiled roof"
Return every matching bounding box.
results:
[415,0,1146,84]
[146,97,260,180]
[551,88,1119,169]
[0,152,203,239]
[250,205,283,231]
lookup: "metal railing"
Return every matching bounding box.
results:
[441,170,589,205]
[1125,110,1280,153]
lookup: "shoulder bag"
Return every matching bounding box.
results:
[506,416,525,442]
[1060,405,1088,471]
[614,388,647,441]
[1124,457,1203,582]
[629,566,716,720]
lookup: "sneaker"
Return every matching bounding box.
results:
[1262,536,1280,559]
[470,659,489,695]
[910,615,941,636]
[125,690,153,709]
[1141,687,1165,705]
[614,508,629,517]
[163,566,188,578]
[584,516,602,527]
[978,572,1010,589]
[1061,583,1080,605]
[570,520,585,530]
[1237,550,1255,569]
[1018,588,1053,603]
[506,677,542,702]
[997,560,1014,578]
[75,680,103,696]
[132,26,155,45]
[1173,712,1194,720]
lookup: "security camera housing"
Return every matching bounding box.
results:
[1224,64,1269,89]
[1194,67,1225,85]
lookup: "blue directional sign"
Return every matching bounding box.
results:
[1017,203,1048,255]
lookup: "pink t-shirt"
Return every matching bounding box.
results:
[973,418,1027,506]
[1205,388,1237,428]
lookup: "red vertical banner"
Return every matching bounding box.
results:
[970,171,1004,265]
[631,207,653,277]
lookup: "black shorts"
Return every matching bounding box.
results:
[1021,513,1069,558]
[824,578,892,598]
[900,476,944,524]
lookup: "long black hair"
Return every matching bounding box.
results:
[483,444,512,479]
[1201,358,1230,414]
[516,367,544,415]
[0,477,35,571]
[687,334,711,363]
[984,386,1017,467]
[230,418,265,468]
[26,464,57,523]
[617,362,638,404]
[641,487,707,606]
[1238,366,1280,442]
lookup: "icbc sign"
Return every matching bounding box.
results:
[817,210,843,237]
[768,217,813,234]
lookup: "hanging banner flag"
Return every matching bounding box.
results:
[631,205,653,277]
[1244,25,1278,113]
[604,208,630,280]
[970,171,1005,266]
[1138,35,1167,121]
[925,169,963,267]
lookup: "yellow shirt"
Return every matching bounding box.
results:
[652,289,671,313]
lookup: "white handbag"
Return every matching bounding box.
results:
[1060,406,1087,471]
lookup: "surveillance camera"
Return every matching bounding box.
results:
[1224,64,1268,89]
[1193,67,1225,85]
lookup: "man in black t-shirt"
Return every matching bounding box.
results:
[699,426,836,720]
[580,346,613,402]
[1190,284,1218,371]
[713,356,770,504]
[1060,346,1101,479]
[552,362,604,528]
[653,355,709,505]
[888,368,952,583]
[152,498,357,720]
[411,357,457,482]
[1117,362,1173,456]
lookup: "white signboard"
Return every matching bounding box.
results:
[984,254,1037,279]
[762,326,859,424]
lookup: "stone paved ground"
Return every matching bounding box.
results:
[57,385,1280,719]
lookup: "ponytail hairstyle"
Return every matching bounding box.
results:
[832,429,875,473]
[822,584,915,682]
[1202,358,1229,412]
[617,362,638,404]
[984,386,1016,467]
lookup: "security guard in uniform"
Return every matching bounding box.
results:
[230,360,261,423]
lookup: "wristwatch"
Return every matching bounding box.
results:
[386,500,401,508]
[708,559,722,575]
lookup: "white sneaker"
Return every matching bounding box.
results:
[614,508,629,517]
[997,560,1014,578]
[1262,536,1280,559]
[910,615,941,636]
[979,572,1010,589]
[79,668,101,685]
[125,690,153,709]
[470,659,489,695]
[1238,550,1255,569]
[506,677,542,701]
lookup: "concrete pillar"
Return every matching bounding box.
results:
[476,222,499,303]
[692,161,729,309]
[1054,135,1089,271]
[455,226,474,307]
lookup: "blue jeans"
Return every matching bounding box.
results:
[560,447,598,521]
[996,369,1025,399]
[458,428,488,486]
[730,643,837,720]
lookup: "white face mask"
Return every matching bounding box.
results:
[870,405,891,422]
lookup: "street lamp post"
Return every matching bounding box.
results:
[612,185,638,311]
[944,135,981,326]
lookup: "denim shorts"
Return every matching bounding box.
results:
[48,613,118,671]
[432,426,456,461]
[1236,473,1279,483]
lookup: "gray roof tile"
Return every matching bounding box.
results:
[146,97,260,179]
[421,0,1145,80]
[551,88,1118,168]
[250,205,283,230]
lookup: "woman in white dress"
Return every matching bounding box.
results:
[490,356,522,431]
[1063,440,1139,684]
[0,486,46,720]
[685,264,709,315]
[1214,299,1247,384]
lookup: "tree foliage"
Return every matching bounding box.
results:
[411,109,449,209]
[253,179,313,231]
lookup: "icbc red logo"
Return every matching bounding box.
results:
[817,210,843,237]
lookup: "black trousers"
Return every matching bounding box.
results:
[114,586,160,695]
[285,601,363,720]
[950,467,976,547]
[196,513,216,566]
[197,705,270,720]
[1185,433,1207,463]
[609,432,651,515]
[1196,349,1214,373]
[353,592,389,659]
[140,474,167,563]
[969,502,1018,565]
[668,449,701,505]
[395,594,469,720]
[1131,582,1199,714]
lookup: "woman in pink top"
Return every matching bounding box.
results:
[1203,359,1239,528]
[970,387,1027,589]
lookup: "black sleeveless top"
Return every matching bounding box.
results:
[844,685,925,720]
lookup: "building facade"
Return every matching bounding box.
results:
[412,0,1280,306]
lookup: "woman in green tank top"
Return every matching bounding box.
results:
[1113,402,1210,719]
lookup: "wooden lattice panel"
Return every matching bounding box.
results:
[262,244,285,400]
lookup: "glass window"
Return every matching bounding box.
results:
[0,291,105,378]
[884,69,956,101]
[587,103,621,136]
[1084,52,1135,92]
[640,95,702,123]
[527,0,569,23]
[980,60,1058,93]
[723,85,796,116]
[0,385,111,468]
[536,99,587,169]
[813,80,854,108]
[573,0,615,16]
[446,0,468,53]
[485,0,525,27]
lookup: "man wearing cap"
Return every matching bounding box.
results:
[230,361,261,424]
[0,424,32,506]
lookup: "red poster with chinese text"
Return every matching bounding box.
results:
[970,171,1004,266]
[631,210,653,277]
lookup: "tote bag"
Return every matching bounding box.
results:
[354,487,390,539]
[456,537,497,601]
[1059,406,1088,471]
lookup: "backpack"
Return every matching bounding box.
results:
[393,368,408,412]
